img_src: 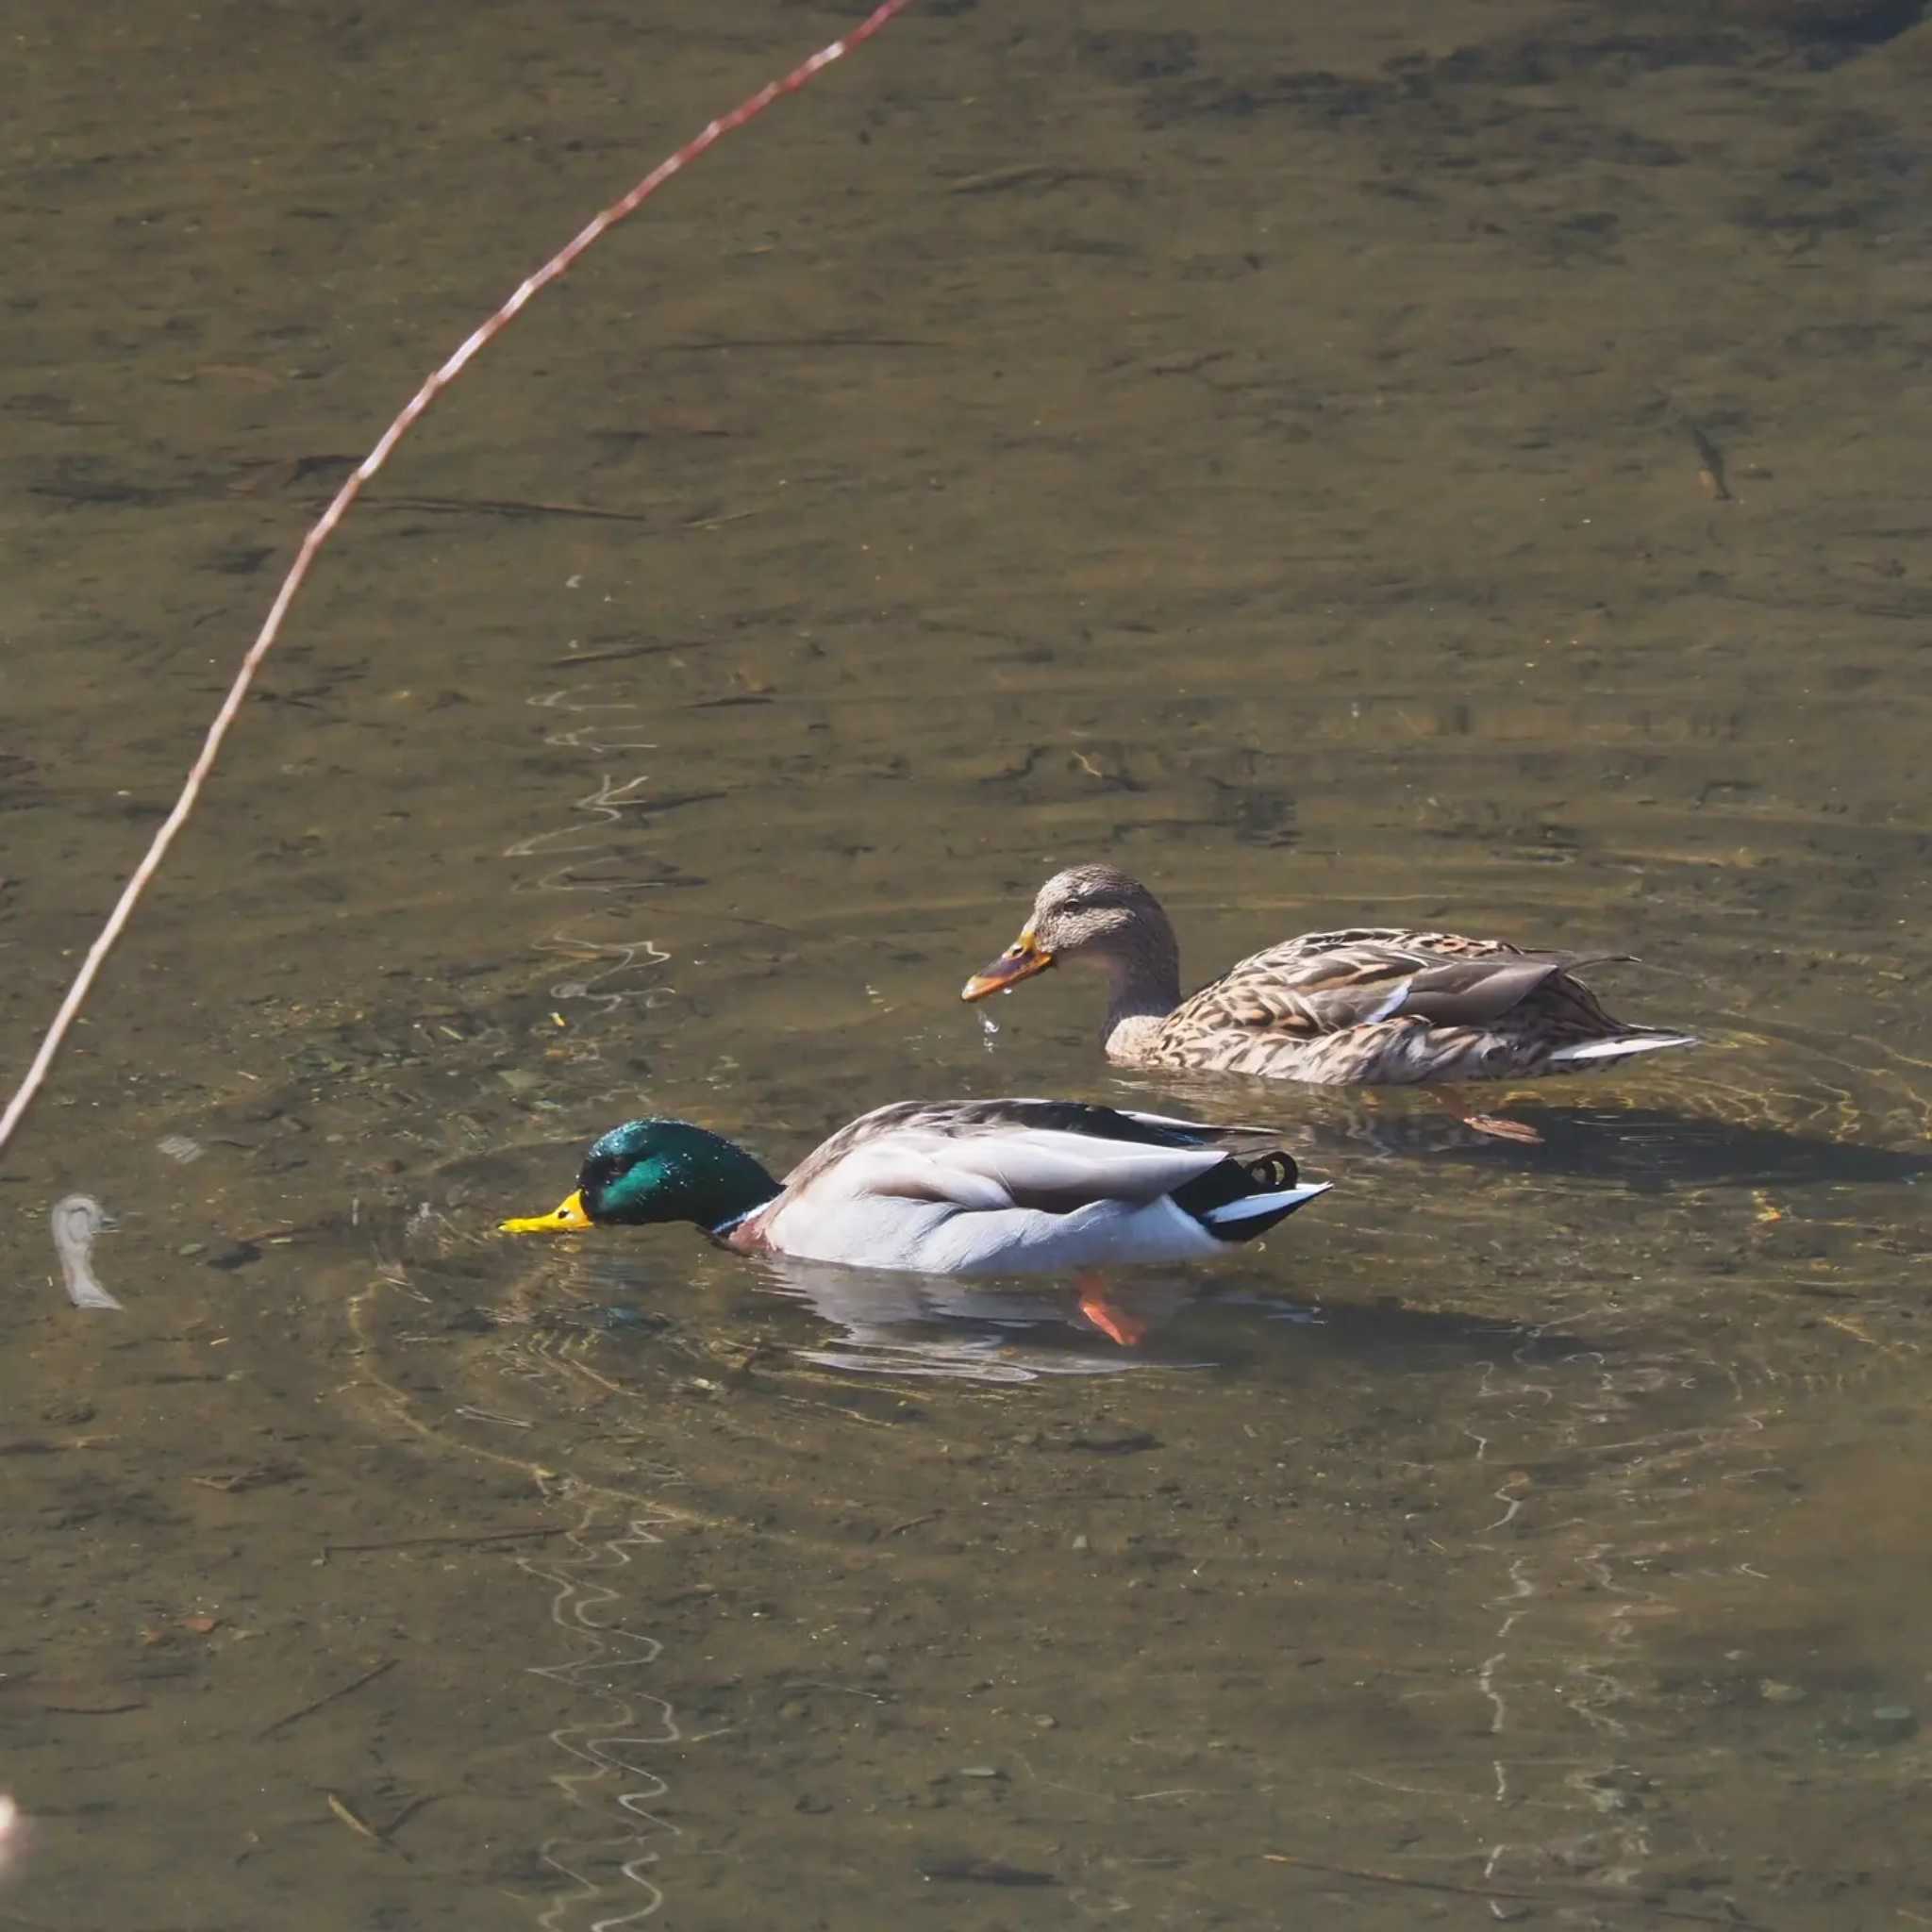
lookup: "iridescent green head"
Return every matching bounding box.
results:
[499,1119,780,1238]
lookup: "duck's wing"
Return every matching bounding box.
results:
[1195,929,1634,1039]
[783,1099,1257,1214]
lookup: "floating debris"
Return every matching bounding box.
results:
[325,1790,387,1847]
[156,1133,205,1163]
[50,1194,122,1310]
[1870,1704,1918,1741]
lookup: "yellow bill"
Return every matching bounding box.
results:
[498,1189,591,1235]
[960,928,1055,1002]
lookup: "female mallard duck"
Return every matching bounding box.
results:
[499,1097,1328,1275]
[962,866,1696,1091]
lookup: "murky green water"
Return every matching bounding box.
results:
[6,2,1931,1925]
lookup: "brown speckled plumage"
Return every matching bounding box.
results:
[963,867,1696,1088]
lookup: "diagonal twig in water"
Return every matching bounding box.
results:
[1261,1851,1767,1929]
[324,1524,571,1556]
[255,1656,398,1740]
[0,0,916,1158]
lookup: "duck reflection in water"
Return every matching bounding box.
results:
[745,1252,1218,1381]
[737,1254,1552,1384]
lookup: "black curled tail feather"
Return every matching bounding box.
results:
[1242,1152,1299,1191]
[1171,1150,1301,1224]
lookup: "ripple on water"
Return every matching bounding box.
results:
[345,951,1932,1924]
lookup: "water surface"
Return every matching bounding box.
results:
[5,2,1931,1926]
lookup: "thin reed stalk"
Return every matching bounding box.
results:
[0,0,914,1157]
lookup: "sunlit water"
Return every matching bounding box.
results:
[5,2,1931,1927]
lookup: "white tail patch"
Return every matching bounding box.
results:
[1548,1032,1698,1065]
[1203,1181,1332,1225]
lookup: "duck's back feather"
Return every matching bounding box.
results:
[1136,928,1687,1084]
[752,1099,1317,1274]
[779,1098,1270,1196]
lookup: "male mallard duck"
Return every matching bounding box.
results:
[499,1097,1329,1275]
[962,866,1696,1092]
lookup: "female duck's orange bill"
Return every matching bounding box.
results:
[499,1189,591,1235]
[960,929,1055,1002]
